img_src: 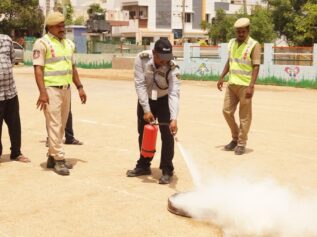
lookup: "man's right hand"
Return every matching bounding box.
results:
[217,78,224,91]
[143,112,155,123]
[37,92,49,111]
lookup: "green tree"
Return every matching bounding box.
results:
[74,16,85,25]
[268,0,317,45]
[250,6,276,43]
[207,9,236,44]
[87,3,105,15]
[64,4,74,25]
[268,0,297,42]
[0,0,44,37]
[293,3,317,45]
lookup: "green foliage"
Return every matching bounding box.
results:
[24,60,112,69]
[181,73,219,81]
[74,16,85,26]
[0,0,44,37]
[75,61,112,69]
[268,0,317,45]
[207,9,236,44]
[181,73,317,89]
[268,0,298,43]
[250,6,276,43]
[204,7,275,44]
[65,4,74,25]
[202,0,316,46]
[293,3,317,45]
[257,76,317,88]
[87,3,105,15]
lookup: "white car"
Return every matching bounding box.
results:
[13,41,24,64]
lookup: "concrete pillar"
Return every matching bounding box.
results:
[191,43,200,58]
[313,44,317,79]
[202,0,206,21]
[219,43,228,67]
[183,43,191,74]
[263,43,273,78]
[136,32,142,45]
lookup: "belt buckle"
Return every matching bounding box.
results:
[62,84,68,90]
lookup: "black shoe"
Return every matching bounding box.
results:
[65,138,83,145]
[235,146,246,155]
[47,155,73,169]
[126,167,151,177]
[224,140,238,151]
[159,174,172,184]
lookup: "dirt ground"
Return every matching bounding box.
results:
[0,66,316,237]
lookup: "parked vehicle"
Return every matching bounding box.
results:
[13,41,24,64]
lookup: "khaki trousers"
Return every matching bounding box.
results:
[44,87,71,160]
[223,84,252,147]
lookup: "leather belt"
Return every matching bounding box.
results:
[50,84,70,89]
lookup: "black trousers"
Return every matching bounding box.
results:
[136,96,174,175]
[64,108,74,142]
[0,96,22,158]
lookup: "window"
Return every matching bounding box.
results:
[185,13,191,23]
[13,42,23,50]
[205,14,210,22]
[129,11,136,19]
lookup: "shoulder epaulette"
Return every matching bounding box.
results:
[169,60,179,70]
[139,52,150,59]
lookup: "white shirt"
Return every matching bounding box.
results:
[134,50,180,120]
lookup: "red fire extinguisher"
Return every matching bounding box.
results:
[141,124,159,158]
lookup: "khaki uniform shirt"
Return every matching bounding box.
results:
[250,40,261,65]
[135,50,180,120]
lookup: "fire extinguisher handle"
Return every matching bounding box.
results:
[152,122,169,126]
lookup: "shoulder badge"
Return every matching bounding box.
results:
[169,60,179,70]
[139,52,150,59]
[175,74,181,79]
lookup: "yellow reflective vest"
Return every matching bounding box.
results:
[228,37,258,86]
[39,34,74,86]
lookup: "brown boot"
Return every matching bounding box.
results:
[224,140,237,151]
[54,160,70,176]
[234,146,246,155]
[47,155,73,169]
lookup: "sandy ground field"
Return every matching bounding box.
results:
[0,66,316,237]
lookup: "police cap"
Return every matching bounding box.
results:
[45,12,65,26]
[234,18,250,28]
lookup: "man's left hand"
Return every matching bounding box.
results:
[79,88,87,104]
[245,86,254,98]
[169,120,178,135]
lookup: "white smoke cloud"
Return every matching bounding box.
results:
[170,176,317,237]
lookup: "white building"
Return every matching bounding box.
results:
[41,0,267,45]
[109,0,266,45]
[108,0,209,45]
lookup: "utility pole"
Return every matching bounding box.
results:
[182,0,185,41]
[45,0,50,15]
[243,0,247,14]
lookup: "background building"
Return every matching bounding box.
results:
[40,0,267,45]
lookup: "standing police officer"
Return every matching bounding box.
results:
[127,38,180,184]
[33,12,87,175]
[217,18,261,155]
